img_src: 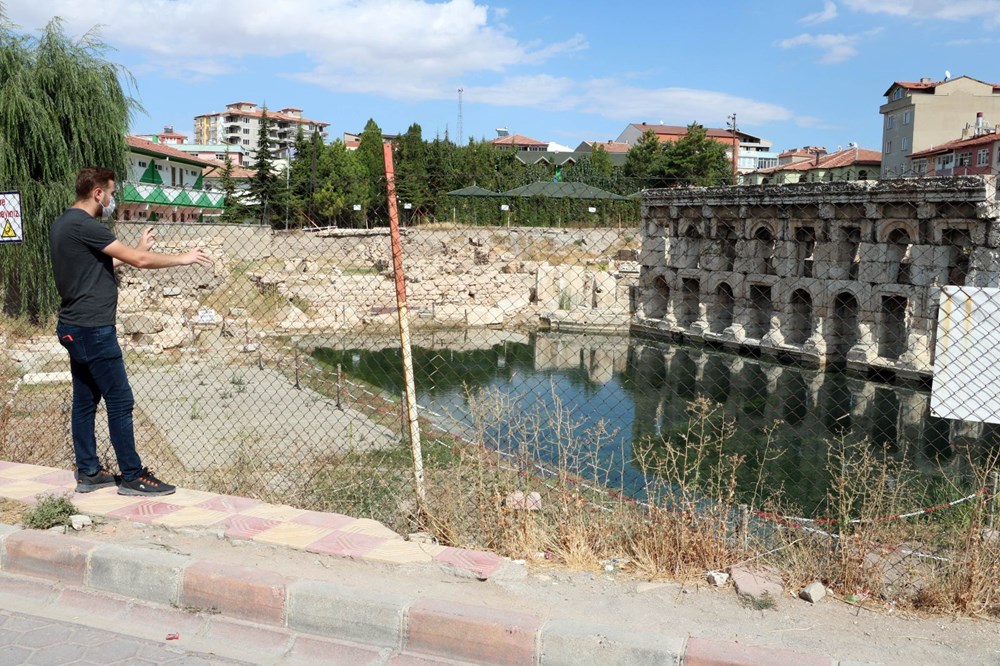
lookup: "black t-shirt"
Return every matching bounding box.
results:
[49,207,119,327]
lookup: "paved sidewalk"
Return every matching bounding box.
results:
[1,460,992,665]
[0,461,502,578]
[0,607,248,665]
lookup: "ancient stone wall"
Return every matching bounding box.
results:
[632,176,1000,379]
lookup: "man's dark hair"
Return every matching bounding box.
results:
[75,167,117,200]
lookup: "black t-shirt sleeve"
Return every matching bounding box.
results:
[78,217,117,251]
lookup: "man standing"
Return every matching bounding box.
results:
[50,167,211,496]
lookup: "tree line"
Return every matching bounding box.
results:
[231,118,733,229]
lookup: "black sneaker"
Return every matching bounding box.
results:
[117,469,176,496]
[75,468,117,493]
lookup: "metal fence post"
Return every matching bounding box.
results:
[336,363,342,409]
[990,470,999,530]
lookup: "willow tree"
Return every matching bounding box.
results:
[0,13,133,321]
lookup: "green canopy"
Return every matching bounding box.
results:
[501,181,626,200]
[446,185,502,197]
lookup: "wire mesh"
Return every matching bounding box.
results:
[4,170,1000,611]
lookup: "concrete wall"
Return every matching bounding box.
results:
[632,176,1000,380]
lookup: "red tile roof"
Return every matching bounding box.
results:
[196,107,329,127]
[492,134,547,147]
[755,147,880,174]
[909,132,1000,159]
[582,141,631,153]
[884,76,1000,97]
[126,136,215,167]
[201,159,254,179]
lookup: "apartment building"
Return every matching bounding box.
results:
[614,123,776,172]
[194,102,329,165]
[880,75,1000,177]
[908,115,1000,177]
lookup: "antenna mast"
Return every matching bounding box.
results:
[457,88,464,145]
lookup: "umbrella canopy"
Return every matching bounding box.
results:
[501,181,627,200]
[446,185,502,197]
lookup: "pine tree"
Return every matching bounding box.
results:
[623,129,663,185]
[355,118,385,226]
[218,154,244,223]
[0,16,133,320]
[249,107,280,227]
[657,123,731,186]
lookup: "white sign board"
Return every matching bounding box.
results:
[587,206,597,213]
[500,204,510,211]
[931,286,1000,423]
[352,204,362,211]
[0,191,24,244]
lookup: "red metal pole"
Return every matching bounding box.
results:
[383,142,426,508]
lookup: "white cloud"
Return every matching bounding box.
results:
[776,30,880,63]
[801,1,839,24]
[842,0,1000,20]
[578,81,794,127]
[1,0,584,94]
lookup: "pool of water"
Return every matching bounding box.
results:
[312,331,993,513]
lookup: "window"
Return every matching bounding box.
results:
[902,137,910,151]
[914,159,927,174]
[892,88,904,100]
[903,110,912,125]
[884,140,893,154]
[242,139,250,145]
[978,148,990,166]
[215,153,226,160]
[155,164,162,170]
[886,114,895,129]
[137,160,147,167]
[242,117,249,123]
[958,152,972,166]
[243,128,250,134]
[936,154,954,170]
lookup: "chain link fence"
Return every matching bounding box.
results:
[3,172,1000,613]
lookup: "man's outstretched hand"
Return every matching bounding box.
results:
[137,226,156,252]
[181,248,212,266]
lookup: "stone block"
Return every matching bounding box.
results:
[405,599,541,665]
[706,571,729,586]
[1,530,94,584]
[800,581,827,603]
[88,543,188,606]
[162,286,182,297]
[286,580,409,649]
[121,313,164,335]
[592,272,618,308]
[180,561,290,626]
[729,565,783,599]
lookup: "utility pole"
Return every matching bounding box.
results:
[727,113,738,185]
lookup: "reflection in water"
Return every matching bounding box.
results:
[313,333,992,513]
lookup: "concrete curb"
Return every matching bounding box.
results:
[0,525,865,665]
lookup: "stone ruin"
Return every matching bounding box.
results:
[632,176,1000,380]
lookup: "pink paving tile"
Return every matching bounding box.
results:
[33,470,76,486]
[288,510,356,530]
[197,494,263,514]
[432,547,504,580]
[223,514,281,540]
[106,500,182,523]
[306,531,385,559]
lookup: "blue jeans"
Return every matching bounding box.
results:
[56,323,144,481]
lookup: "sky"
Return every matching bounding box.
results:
[4,0,1000,153]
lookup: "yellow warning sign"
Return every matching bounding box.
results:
[1,222,14,238]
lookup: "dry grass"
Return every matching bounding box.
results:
[2,327,999,616]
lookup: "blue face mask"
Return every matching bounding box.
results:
[100,196,116,220]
